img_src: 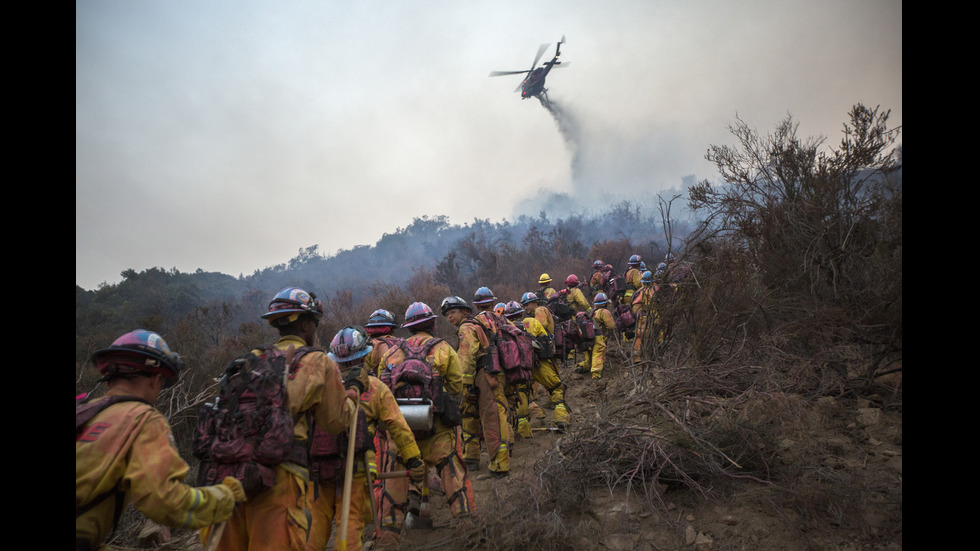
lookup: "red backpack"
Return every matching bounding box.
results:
[495,322,534,384]
[193,345,313,496]
[381,337,461,429]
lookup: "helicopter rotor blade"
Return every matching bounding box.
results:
[489,69,531,77]
[531,42,549,70]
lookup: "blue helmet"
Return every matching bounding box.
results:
[594,292,610,306]
[520,292,539,305]
[328,326,373,363]
[365,309,397,328]
[261,287,323,326]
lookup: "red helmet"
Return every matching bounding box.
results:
[565,274,580,287]
[402,302,436,329]
[91,329,182,388]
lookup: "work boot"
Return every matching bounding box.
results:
[592,372,602,380]
[555,421,567,433]
[407,490,421,517]
[465,459,480,472]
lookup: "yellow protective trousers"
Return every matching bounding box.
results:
[590,336,608,378]
[305,472,372,551]
[460,370,511,473]
[200,464,311,551]
[506,379,533,438]
[377,425,475,535]
[533,358,569,424]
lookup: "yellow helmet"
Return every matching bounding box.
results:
[538,273,552,285]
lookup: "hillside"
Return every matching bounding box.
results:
[138,340,901,551]
[392,345,903,551]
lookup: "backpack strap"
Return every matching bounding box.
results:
[75,395,154,538]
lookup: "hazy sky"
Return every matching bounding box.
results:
[76,0,902,290]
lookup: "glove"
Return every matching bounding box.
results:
[344,367,364,395]
[221,476,247,503]
[346,387,360,402]
[559,289,569,296]
[406,456,426,485]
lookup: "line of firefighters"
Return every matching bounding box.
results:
[76,252,688,551]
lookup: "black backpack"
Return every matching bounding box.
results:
[193,345,314,496]
[545,294,575,323]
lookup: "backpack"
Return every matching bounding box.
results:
[545,294,575,323]
[608,275,628,302]
[613,302,637,339]
[495,322,534,385]
[381,337,461,430]
[575,311,596,351]
[614,302,636,331]
[193,345,313,496]
[554,318,581,357]
[309,401,373,482]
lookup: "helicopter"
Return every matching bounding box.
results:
[489,35,567,102]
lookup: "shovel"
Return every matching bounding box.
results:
[337,398,360,551]
[404,469,433,530]
[204,519,226,551]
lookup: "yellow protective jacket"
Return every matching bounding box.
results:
[631,284,657,318]
[521,316,547,338]
[348,368,422,464]
[625,268,643,290]
[566,287,590,313]
[265,335,356,447]
[593,306,617,337]
[454,315,492,387]
[539,286,556,299]
[76,396,237,549]
[364,335,399,376]
[531,305,555,335]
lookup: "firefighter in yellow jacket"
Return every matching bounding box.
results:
[587,293,618,380]
[305,326,426,551]
[519,292,570,431]
[201,287,356,551]
[563,274,591,313]
[501,301,535,439]
[363,309,401,377]
[538,273,557,300]
[375,302,476,550]
[76,330,247,551]
[442,291,513,478]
